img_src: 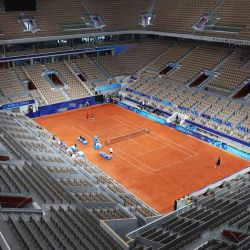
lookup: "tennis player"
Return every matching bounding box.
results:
[91,113,95,122]
[109,147,113,154]
[215,157,221,169]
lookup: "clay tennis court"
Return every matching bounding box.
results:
[35,104,249,213]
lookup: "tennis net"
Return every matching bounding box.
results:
[105,128,149,145]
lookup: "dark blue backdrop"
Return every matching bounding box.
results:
[27,96,102,118]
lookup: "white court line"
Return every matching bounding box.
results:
[75,119,151,154]
[79,116,152,152]
[97,117,158,152]
[106,146,154,174]
[152,154,198,172]
[129,138,152,152]
[113,116,197,157]
[133,144,198,172]
[134,145,169,158]
[72,124,153,174]
[113,147,155,172]
[113,115,198,155]
[115,138,198,173]
[73,113,199,174]
[72,125,196,174]
[110,116,200,172]
[74,116,122,132]
[112,115,191,155]
[74,117,130,143]
[113,137,151,153]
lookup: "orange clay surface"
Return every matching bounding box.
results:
[35,104,249,214]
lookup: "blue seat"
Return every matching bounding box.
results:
[71,145,78,152]
[77,138,88,145]
[99,151,112,160]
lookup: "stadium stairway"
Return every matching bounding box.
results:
[92,59,113,81]
[64,60,94,95]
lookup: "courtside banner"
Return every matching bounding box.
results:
[116,101,166,125]
[95,83,121,92]
[176,125,250,161]
[0,99,35,110]
[186,120,250,147]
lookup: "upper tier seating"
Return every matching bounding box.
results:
[97,40,171,76]
[1,0,250,42]
[0,0,87,40]
[207,51,250,95]
[167,45,228,84]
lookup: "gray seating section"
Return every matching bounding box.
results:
[128,169,250,249]
[0,110,160,250]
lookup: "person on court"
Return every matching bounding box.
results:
[215,157,221,169]
[86,112,89,121]
[91,113,95,122]
[80,135,86,141]
[84,101,89,109]
[109,147,113,155]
